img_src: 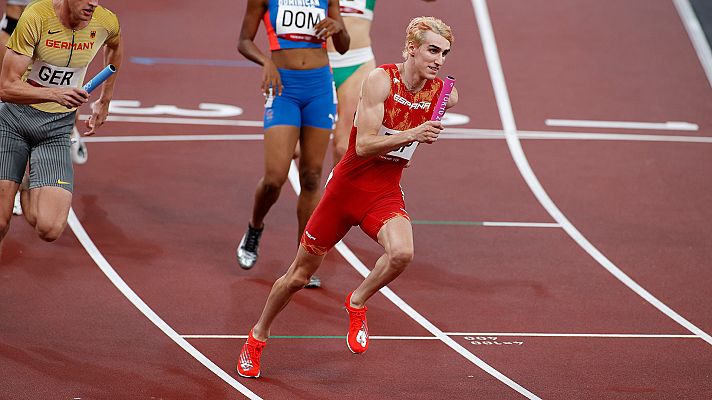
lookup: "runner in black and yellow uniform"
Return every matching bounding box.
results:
[0,0,122,244]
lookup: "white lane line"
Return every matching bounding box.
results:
[481,222,560,228]
[79,114,710,138]
[81,131,712,144]
[288,161,540,400]
[182,335,440,340]
[674,0,712,89]
[412,220,559,227]
[473,0,712,347]
[67,209,262,400]
[449,333,699,338]
[501,130,712,143]
[82,134,264,143]
[545,119,698,131]
[78,114,263,127]
[181,333,699,340]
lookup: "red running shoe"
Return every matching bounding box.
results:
[237,329,266,378]
[345,292,369,354]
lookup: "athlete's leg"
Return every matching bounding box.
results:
[249,125,300,229]
[252,246,325,340]
[295,126,330,241]
[332,60,376,165]
[23,186,71,242]
[20,107,75,242]
[350,216,414,307]
[0,180,20,240]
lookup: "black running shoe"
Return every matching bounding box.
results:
[237,224,263,270]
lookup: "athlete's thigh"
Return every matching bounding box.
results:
[377,216,414,255]
[27,119,74,192]
[301,180,360,255]
[361,188,411,246]
[298,125,330,172]
[263,125,300,180]
[287,245,327,278]
[0,104,29,184]
[29,185,72,228]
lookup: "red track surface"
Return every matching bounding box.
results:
[2,0,711,399]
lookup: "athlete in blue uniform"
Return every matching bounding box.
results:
[236,0,349,288]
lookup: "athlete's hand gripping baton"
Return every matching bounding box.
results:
[83,64,116,94]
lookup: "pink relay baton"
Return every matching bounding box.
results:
[431,75,455,121]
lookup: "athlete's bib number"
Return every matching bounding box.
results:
[378,125,418,161]
[276,6,325,42]
[28,60,84,88]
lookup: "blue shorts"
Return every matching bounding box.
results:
[263,65,337,131]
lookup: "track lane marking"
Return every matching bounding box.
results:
[67,209,262,400]
[80,131,712,144]
[472,0,712,347]
[674,0,712,88]
[412,220,560,228]
[545,119,698,131]
[287,161,541,400]
[181,333,700,340]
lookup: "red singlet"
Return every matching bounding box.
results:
[301,64,443,255]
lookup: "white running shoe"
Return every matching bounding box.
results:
[12,191,22,216]
[70,127,88,165]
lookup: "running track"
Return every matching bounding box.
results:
[1,0,711,398]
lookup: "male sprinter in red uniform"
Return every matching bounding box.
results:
[237,16,458,378]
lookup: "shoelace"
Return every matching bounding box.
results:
[244,228,262,252]
[349,308,367,330]
[243,339,265,364]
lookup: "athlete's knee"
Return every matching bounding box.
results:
[35,220,66,242]
[260,174,287,193]
[388,247,414,271]
[299,169,322,193]
[281,271,310,292]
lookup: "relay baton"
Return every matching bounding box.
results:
[83,64,116,94]
[430,75,455,121]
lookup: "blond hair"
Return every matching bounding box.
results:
[402,16,454,60]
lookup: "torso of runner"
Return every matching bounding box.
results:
[339,0,375,21]
[6,0,120,113]
[263,0,328,51]
[334,63,443,191]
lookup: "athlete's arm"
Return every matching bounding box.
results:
[85,33,123,136]
[315,0,349,54]
[354,69,443,157]
[237,0,281,96]
[0,50,88,107]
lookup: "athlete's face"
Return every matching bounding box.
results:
[409,31,451,80]
[68,0,99,22]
